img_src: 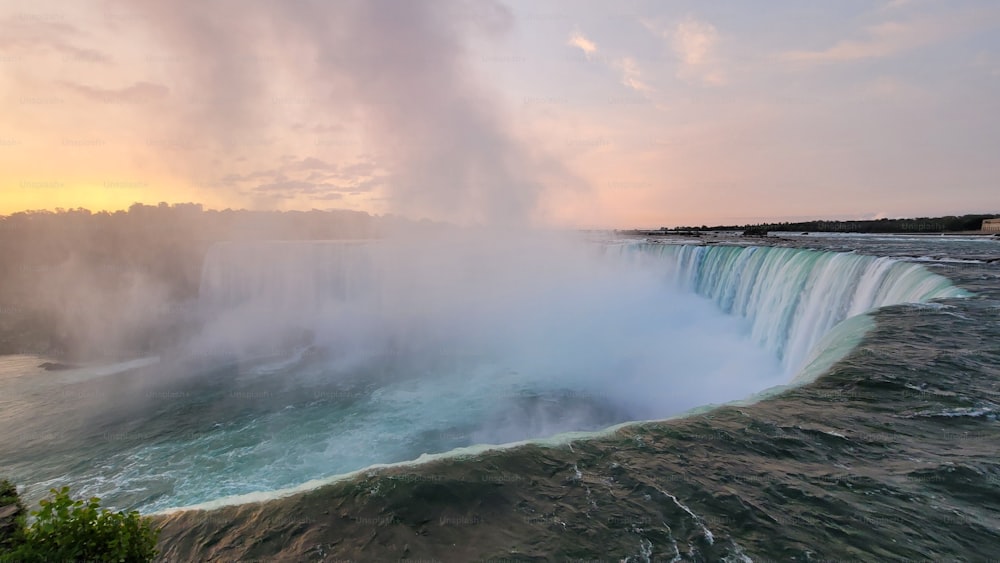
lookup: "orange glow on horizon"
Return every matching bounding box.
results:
[0,177,225,216]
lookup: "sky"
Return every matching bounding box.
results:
[1,0,998,228]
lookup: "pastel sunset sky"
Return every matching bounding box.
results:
[2,0,998,227]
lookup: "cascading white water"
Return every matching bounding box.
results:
[197,239,967,381]
[616,243,967,375]
[200,241,964,396]
[200,241,375,315]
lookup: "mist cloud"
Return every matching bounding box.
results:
[120,0,554,225]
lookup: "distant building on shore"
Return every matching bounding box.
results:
[982,218,1000,233]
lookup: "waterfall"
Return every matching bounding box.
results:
[197,239,967,378]
[620,243,967,374]
[199,241,376,314]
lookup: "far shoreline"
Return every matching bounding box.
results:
[620,229,999,237]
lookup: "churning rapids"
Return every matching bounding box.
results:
[0,234,970,514]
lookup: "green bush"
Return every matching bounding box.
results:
[0,479,22,507]
[3,485,159,562]
[0,479,27,552]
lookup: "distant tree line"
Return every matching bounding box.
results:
[661,214,999,236]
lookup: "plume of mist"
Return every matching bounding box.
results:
[123,0,561,225]
[192,231,786,432]
[31,256,176,360]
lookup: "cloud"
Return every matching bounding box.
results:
[254,180,321,194]
[285,157,339,173]
[882,0,912,10]
[616,57,652,92]
[566,30,652,92]
[565,28,650,93]
[340,161,379,176]
[220,154,385,205]
[122,0,555,225]
[313,193,345,200]
[0,17,110,63]
[663,16,725,85]
[251,179,368,201]
[673,18,718,66]
[61,81,169,104]
[567,29,597,57]
[781,19,948,64]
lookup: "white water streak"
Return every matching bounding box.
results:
[619,244,967,374]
